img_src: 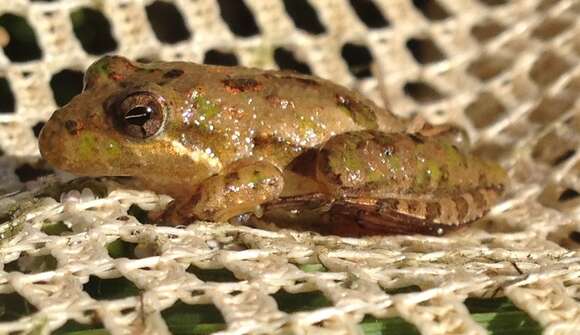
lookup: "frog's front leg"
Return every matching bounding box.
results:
[162,160,284,225]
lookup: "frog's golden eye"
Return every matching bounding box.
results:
[115,92,165,139]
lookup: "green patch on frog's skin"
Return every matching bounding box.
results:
[195,95,219,119]
[77,132,122,161]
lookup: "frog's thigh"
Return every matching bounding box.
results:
[407,117,470,152]
[185,160,284,222]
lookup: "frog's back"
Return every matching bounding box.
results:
[150,61,406,164]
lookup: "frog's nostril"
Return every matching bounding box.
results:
[64,119,80,135]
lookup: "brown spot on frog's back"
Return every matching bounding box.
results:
[223,78,263,94]
[163,68,184,79]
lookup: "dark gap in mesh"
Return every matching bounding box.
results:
[465,92,506,128]
[412,0,450,21]
[32,122,45,138]
[107,238,139,259]
[282,0,326,34]
[341,43,374,78]
[272,290,332,313]
[128,204,150,224]
[383,285,422,294]
[70,8,117,55]
[536,0,561,11]
[0,293,38,322]
[54,319,105,334]
[361,315,421,334]
[83,275,140,300]
[0,77,15,114]
[471,19,506,42]
[348,0,389,28]
[570,231,580,243]
[553,149,576,166]
[406,37,446,64]
[559,188,580,202]
[274,47,312,74]
[203,49,239,66]
[0,14,42,62]
[217,0,260,37]
[403,81,443,103]
[41,220,72,235]
[15,162,52,182]
[162,300,226,334]
[530,51,570,87]
[532,16,573,41]
[478,0,509,6]
[467,54,512,81]
[49,69,83,107]
[4,253,57,273]
[186,265,240,282]
[146,1,191,44]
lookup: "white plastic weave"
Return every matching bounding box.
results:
[1,0,580,334]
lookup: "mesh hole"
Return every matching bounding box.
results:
[146,1,191,44]
[471,19,505,42]
[84,275,140,300]
[478,0,509,6]
[32,122,45,138]
[532,131,576,166]
[273,290,332,313]
[532,16,573,41]
[465,92,506,128]
[529,94,575,124]
[187,265,240,282]
[217,0,260,37]
[203,49,239,66]
[341,43,373,78]
[406,37,446,64]
[70,8,117,55]
[274,47,312,74]
[162,301,225,333]
[559,188,580,202]
[282,0,326,35]
[0,14,42,62]
[412,0,451,21]
[348,0,390,29]
[49,69,83,107]
[14,162,52,182]
[467,54,512,81]
[54,319,104,334]
[536,0,562,11]
[403,81,443,103]
[0,77,15,114]
[4,253,57,274]
[0,293,38,322]
[107,238,140,259]
[530,51,570,87]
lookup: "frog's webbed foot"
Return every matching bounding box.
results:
[160,160,284,225]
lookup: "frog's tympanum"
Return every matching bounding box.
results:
[39,56,506,236]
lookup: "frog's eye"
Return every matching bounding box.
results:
[116,92,165,139]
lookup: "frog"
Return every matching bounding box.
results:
[39,55,506,236]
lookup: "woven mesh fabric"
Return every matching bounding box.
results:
[1,0,580,334]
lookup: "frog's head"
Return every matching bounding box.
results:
[39,56,219,189]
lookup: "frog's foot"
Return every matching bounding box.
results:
[406,116,470,152]
[325,197,471,237]
[159,160,284,225]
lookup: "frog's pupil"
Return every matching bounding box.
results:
[125,106,152,126]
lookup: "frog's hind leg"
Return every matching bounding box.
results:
[326,189,501,237]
